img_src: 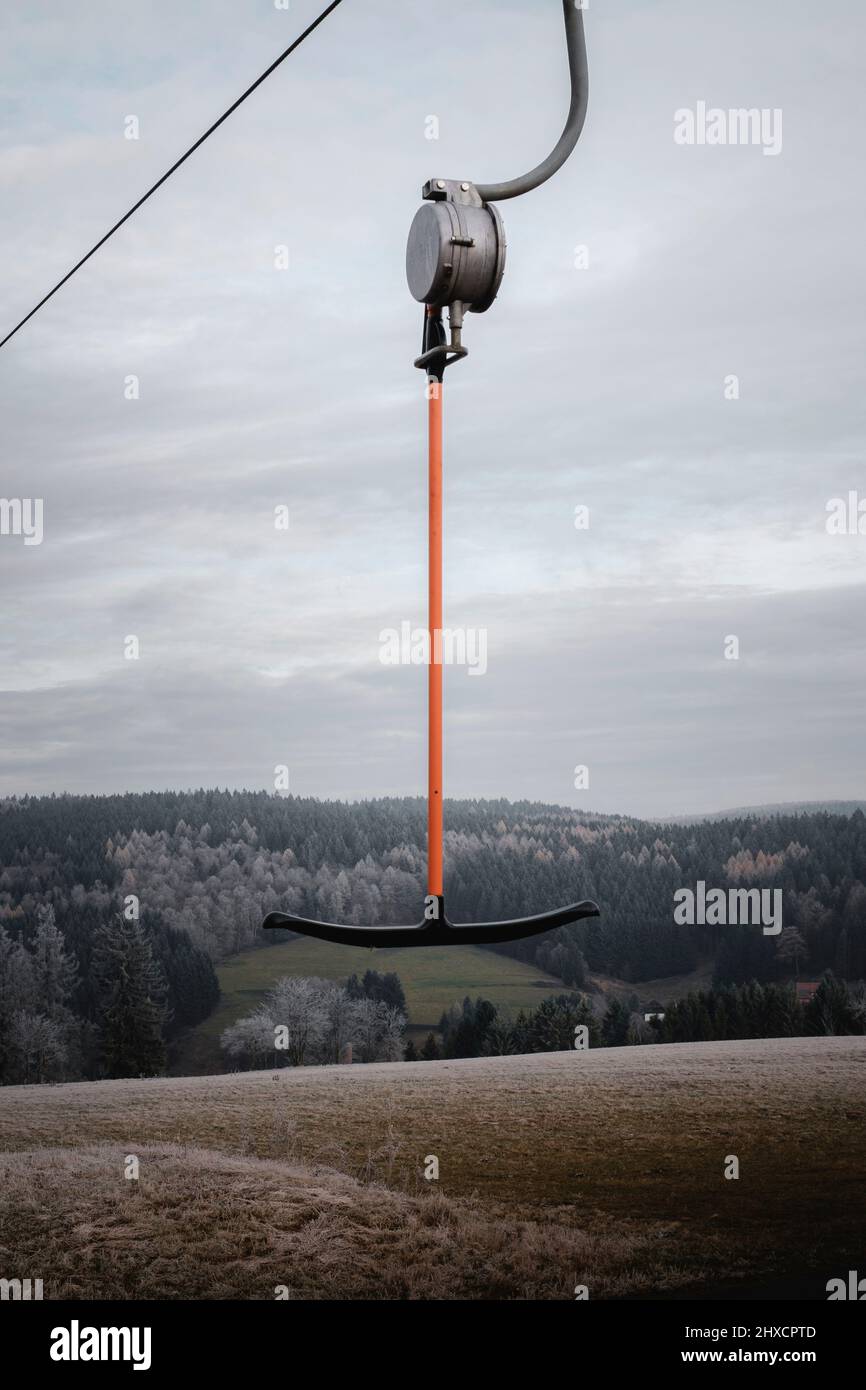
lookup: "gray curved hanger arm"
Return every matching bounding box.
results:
[475,2,588,203]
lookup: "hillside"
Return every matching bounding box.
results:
[2,791,864,991]
[2,789,864,1084]
[172,936,578,1074]
[668,800,866,824]
[1,1037,863,1300]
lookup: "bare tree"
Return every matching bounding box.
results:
[317,985,358,1065]
[352,999,406,1064]
[268,977,329,1067]
[219,977,407,1069]
[8,1010,67,1084]
[220,1009,278,1069]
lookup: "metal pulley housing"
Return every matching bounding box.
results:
[406,4,587,377]
[406,180,506,314]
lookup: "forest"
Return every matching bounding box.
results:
[418,975,866,1060]
[0,790,864,1080]
[221,972,865,1069]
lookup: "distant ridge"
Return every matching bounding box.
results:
[661,799,866,825]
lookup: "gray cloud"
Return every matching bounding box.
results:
[1,0,864,816]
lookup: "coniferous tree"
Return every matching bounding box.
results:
[0,925,37,1081]
[26,904,82,1078]
[525,994,599,1052]
[804,972,866,1037]
[93,918,167,1077]
[601,997,631,1047]
[31,905,78,1021]
[420,1032,440,1060]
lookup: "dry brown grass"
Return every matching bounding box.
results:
[0,1143,684,1300]
[1,1038,864,1298]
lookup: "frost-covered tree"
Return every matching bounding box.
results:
[219,977,406,1069]
[7,1009,67,1084]
[220,1009,278,1068]
[352,999,406,1064]
[318,985,358,1065]
[268,977,330,1067]
[31,905,78,1020]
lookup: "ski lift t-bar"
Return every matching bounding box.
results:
[263,2,599,947]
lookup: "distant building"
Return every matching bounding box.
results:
[644,999,665,1023]
[795,982,819,1004]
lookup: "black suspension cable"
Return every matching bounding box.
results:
[0,0,345,350]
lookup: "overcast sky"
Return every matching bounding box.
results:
[1,0,864,818]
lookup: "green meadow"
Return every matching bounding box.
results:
[172,938,573,1074]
